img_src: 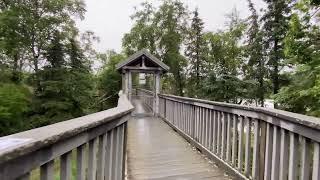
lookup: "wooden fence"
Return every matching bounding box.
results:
[0,91,134,180]
[156,93,320,180]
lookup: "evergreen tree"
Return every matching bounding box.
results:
[246,0,266,106]
[202,10,247,103]
[185,8,206,97]
[67,37,94,116]
[30,32,73,127]
[261,0,291,106]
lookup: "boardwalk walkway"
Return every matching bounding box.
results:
[126,99,232,180]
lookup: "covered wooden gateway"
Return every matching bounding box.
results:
[116,49,169,115]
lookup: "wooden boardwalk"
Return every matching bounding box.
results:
[126,99,232,180]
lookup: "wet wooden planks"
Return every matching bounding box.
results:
[126,100,233,180]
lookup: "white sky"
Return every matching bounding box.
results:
[76,0,265,53]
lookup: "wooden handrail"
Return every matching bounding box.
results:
[0,91,134,180]
[154,92,320,180]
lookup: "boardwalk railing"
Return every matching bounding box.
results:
[153,93,320,180]
[0,91,134,180]
[136,88,154,111]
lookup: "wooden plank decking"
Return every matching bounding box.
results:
[126,99,233,180]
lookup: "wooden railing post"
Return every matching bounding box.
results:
[259,121,267,180]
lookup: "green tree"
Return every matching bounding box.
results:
[0,0,85,90]
[246,0,267,106]
[122,2,157,56]
[185,8,206,97]
[97,51,126,110]
[30,32,73,127]
[0,83,31,136]
[202,9,247,103]
[67,37,95,115]
[153,0,189,96]
[261,0,291,106]
[274,0,320,116]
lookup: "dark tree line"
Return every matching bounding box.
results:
[0,0,319,136]
[0,0,126,136]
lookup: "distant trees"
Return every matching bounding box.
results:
[185,8,206,97]
[261,0,291,108]
[201,9,247,103]
[274,0,320,116]
[97,51,126,110]
[0,0,319,136]
[123,0,189,96]
[0,0,99,135]
[123,0,320,117]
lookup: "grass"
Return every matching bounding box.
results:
[30,150,79,180]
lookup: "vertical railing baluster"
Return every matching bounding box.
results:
[61,151,72,180]
[252,119,260,180]
[238,116,244,171]
[195,106,199,142]
[105,130,113,180]
[183,103,186,132]
[193,105,196,139]
[204,108,206,146]
[259,121,267,180]
[244,117,251,176]
[221,112,226,159]
[77,144,86,180]
[212,111,216,153]
[40,160,54,180]
[188,104,191,135]
[232,114,238,167]
[288,132,298,180]
[264,123,273,180]
[217,111,221,156]
[226,113,232,163]
[88,138,98,180]
[300,136,310,180]
[209,109,213,151]
[97,133,107,180]
[200,107,203,144]
[117,125,125,179]
[208,109,212,150]
[313,142,320,180]
[111,128,119,180]
[271,126,280,180]
[279,129,289,180]
[202,107,205,146]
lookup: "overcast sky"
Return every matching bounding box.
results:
[76,0,265,53]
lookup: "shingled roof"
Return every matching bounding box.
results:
[116,49,170,72]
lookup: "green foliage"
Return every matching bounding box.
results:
[0,0,86,88]
[275,0,320,116]
[29,32,95,128]
[0,84,31,136]
[200,10,247,103]
[261,0,291,97]
[97,51,126,110]
[122,0,189,96]
[245,0,266,106]
[185,8,206,97]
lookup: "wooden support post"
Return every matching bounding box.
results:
[154,71,160,116]
[128,71,132,100]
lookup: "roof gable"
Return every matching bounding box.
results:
[116,49,170,72]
